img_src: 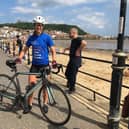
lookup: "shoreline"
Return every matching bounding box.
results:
[54,39,129,52]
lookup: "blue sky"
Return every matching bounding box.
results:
[0,0,129,36]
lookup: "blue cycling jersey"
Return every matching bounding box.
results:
[26,33,54,65]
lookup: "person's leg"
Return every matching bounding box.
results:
[42,67,51,104]
[68,65,79,92]
[28,75,37,106]
[65,62,71,88]
[23,73,37,114]
[40,67,51,113]
[19,47,22,55]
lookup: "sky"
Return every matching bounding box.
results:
[0,0,129,36]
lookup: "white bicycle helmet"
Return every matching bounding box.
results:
[33,16,45,24]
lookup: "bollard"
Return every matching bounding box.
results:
[3,42,5,52]
[2,42,4,51]
[1,42,3,50]
[0,42,1,49]
[8,42,11,54]
[13,42,15,57]
[2,42,3,50]
[27,48,30,65]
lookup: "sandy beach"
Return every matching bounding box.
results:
[54,48,129,102]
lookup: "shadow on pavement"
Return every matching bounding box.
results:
[47,124,68,129]
[71,109,108,129]
[30,110,46,121]
[0,98,108,129]
[32,101,108,129]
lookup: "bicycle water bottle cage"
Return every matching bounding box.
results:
[6,60,16,69]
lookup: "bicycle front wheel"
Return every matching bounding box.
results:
[0,74,20,110]
[38,82,71,125]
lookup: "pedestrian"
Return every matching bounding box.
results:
[16,16,57,114]
[13,40,16,56]
[63,28,87,94]
[16,35,23,55]
[5,42,11,54]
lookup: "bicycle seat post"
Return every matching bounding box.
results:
[40,68,46,80]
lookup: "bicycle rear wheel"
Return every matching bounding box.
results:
[38,82,71,125]
[0,74,20,111]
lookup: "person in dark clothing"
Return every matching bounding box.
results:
[64,28,87,94]
[16,35,23,55]
[5,42,11,54]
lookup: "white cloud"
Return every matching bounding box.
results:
[17,0,108,7]
[77,12,106,29]
[45,16,65,24]
[71,7,107,29]
[12,6,42,15]
[108,0,129,9]
[31,3,38,7]
[14,0,126,35]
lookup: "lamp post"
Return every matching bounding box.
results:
[108,0,127,129]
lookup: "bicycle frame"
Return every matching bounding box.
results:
[11,71,55,108]
[1,60,63,111]
[0,71,43,101]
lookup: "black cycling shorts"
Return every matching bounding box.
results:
[30,64,51,75]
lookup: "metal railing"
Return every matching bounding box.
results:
[55,52,129,105]
[0,40,129,105]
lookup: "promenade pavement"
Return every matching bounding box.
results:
[0,50,110,129]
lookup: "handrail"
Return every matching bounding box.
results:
[56,73,124,106]
[56,52,129,66]
[56,52,112,64]
[61,64,129,89]
[0,41,129,102]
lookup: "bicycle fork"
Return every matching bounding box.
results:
[47,86,56,105]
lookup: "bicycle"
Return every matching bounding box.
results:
[0,59,71,125]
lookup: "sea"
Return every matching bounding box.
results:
[54,39,129,52]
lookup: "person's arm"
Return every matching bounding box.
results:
[76,40,87,56]
[19,46,29,60]
[63,47,70,53]
[50,46,56,62]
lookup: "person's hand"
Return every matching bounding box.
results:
[15,58,22,64]
[52,60,57,69]
[62,49,66,54]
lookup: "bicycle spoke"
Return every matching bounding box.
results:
[38,83,71,125]
[0,74,20,111]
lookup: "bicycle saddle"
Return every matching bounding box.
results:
[6,60,16,69]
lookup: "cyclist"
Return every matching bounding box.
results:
[16,16,57,114]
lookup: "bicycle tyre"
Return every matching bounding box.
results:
[0,74,21,111]
[38,81,71,125]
